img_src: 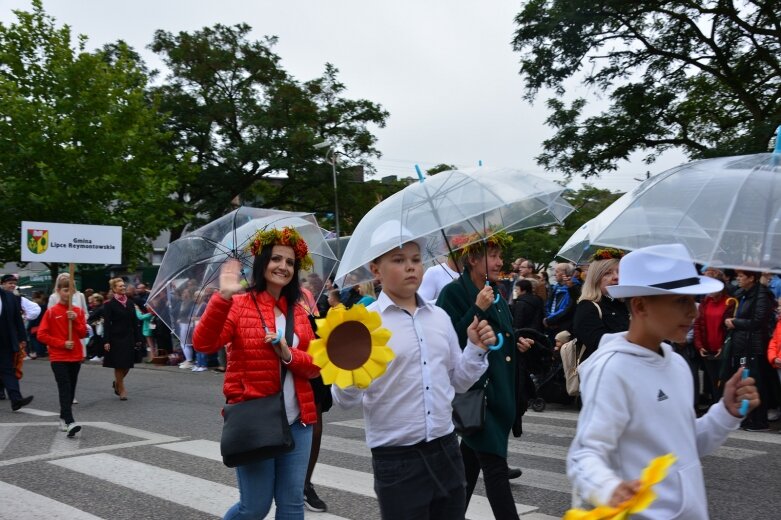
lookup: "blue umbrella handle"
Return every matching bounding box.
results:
[265,327,282,345]
[775,124,781,155]
[485,280,501,304]
[739,362,750,417]
[487,329,504,351]
[415,164,425,183]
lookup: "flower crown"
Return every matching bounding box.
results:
[450,230,513,257]
[245,226,314,271]
[589,247,625,262]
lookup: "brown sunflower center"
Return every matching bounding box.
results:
[326,321,372,370]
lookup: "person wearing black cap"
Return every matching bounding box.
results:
[0,275,34,410]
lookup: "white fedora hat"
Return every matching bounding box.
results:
[607,243,723,298]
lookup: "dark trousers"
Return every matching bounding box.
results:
[0,346,22,402]
[371,432,467,520]
[702,357,723,403]
[51,362,80,424]
[461,441,519,520]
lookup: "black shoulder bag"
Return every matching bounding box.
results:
[452,377,489,436]
[220,300,296,468]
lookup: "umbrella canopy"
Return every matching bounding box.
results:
[334,166,573,286]
[148,207,337,343]
[587,152,781,272]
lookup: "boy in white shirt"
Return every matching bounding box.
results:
[567,243,759,519]
[332,237,494,520]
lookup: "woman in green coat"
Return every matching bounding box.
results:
[437,233,532,520]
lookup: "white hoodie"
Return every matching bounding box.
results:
[567,332,741,519]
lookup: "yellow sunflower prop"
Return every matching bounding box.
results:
[563,453,677,520]
[309,304,394,389]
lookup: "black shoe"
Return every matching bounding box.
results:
[11,395,33,411]
[508,467,523,480]
[304,483,327,512]
[66,423,82,438]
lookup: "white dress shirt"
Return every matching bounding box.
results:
[20,296,41,321]
[419,262,459,302]
[332,291,489,448]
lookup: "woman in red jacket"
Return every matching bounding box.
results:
[194,227,320,520]
[693,267,736,405]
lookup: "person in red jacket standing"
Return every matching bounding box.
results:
[194,227,320,520]
[37,276,87,437]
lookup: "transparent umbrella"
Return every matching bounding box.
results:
[147,207,337,345]
[334,166,574,287]
[587,146,781,272]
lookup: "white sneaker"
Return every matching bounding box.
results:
[59,419,67,432]
[66,423,82,438]
[72,399,79,405]
[179,361,194,369]
[768,408,781,422]
[192,366,207,372]
[89,356,102,362]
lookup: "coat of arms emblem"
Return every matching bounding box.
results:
[27,229,49,254]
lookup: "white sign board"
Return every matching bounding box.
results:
[21,221,122,264]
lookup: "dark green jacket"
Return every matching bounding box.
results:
[437,271,515,458]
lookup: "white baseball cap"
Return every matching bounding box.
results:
[607,243,723,298]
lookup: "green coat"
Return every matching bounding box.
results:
[437,271,516,458]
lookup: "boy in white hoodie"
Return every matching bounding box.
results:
[567,244,760,519]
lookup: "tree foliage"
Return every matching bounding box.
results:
[505,185,622,266]
[0,1,183,276]
[512,0,781,178]
[149,24,390,238]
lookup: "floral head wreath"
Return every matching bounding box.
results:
[450,229,513,258]
[589,247,625,262]
[244,226,314,271]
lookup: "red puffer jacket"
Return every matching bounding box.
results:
[193,291,320,425]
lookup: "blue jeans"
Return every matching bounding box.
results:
[195,352,209,367]
[224,421,313,520]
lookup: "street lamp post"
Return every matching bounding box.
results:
[314,140,341,258]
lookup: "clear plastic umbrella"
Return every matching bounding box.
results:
[148,207,337,344]
[588,147,781,272]
[334,166,574,286]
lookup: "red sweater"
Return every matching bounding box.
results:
[37,302,87,362]
[193,291,320,425]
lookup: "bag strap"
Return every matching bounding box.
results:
[592,300,603,320]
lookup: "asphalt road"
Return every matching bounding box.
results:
[1,360,780,519]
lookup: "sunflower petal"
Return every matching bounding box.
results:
[319,363,339,385]
[334,368,354,389]
[370,328,392,346]
[352,367,373,389]
[372,345,395,363]
[362,357,387,378]
[362,311,382,332]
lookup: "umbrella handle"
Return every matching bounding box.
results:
[485,280,501,304]
[487,330,504,351]
[264,327,282,345]
[739,358,750,416]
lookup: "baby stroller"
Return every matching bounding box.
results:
[515,328,572,412]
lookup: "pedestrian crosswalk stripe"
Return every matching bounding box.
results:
[157,439,539,518]
[48,427,82,454]
[331,417,768,461]
[0,481,104,520]
[49,452,348,520]
[17,407,59,417]
[0,425,22,453]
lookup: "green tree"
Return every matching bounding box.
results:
[427,163,457,175]
[150,25,389,238]
[506,185,622,266]
[0,1,184,281]
[512,1,781,179]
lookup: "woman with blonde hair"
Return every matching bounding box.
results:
[356,281,377,307]
[102,278,143,400]
[572,249,630,362]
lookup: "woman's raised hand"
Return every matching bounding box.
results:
[219,258,246,300]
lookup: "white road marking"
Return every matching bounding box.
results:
[0,481,104,519]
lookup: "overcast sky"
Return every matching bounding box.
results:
[2,0,688,193]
